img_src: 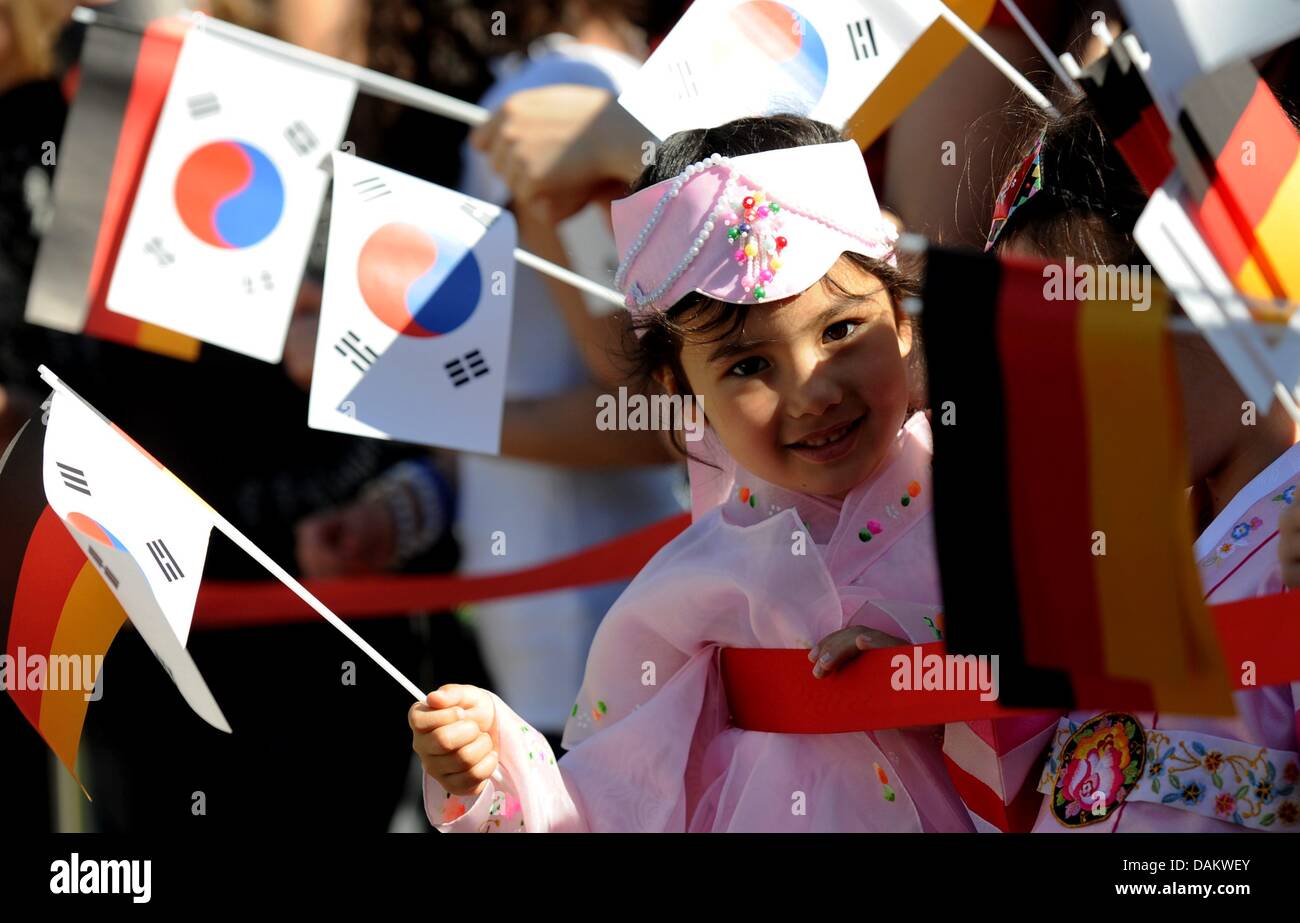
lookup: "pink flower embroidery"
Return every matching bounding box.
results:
[1059,746,1125,819]
[1214,793,1236,817]
[442,797,468,824]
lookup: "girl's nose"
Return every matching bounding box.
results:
[784,356,844,419]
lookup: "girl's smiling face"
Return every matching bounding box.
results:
[666,255,913,500]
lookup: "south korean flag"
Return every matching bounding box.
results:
[107,25,356,362]
[39,371,228,733]
[308,152,517,455]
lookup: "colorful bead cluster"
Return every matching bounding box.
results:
[724,190,786,300]
[615,154,897,311]
[859,480,922,542]
[738,485,757,508]
[616,152,732,309]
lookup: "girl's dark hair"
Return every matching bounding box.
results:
[991,95,1148,265]
[622,114,920,453]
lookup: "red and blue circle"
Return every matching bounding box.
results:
[66,512,127,551]
[174,140,285,249]
[714,1,829,112]
[356,222,481,338]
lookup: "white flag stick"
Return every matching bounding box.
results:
[207,513,426,702]
[72,6,488,127]
[997,0,1081,95]
[930,0,1061,117]
[36,365,428,704]
[515,248,625,308]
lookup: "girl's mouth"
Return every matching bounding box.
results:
[786,414,864,464]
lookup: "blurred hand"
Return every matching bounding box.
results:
[470,84,643,222]
[1279,500,1300,590]
[294,498,396,578]
[282,280,322,391]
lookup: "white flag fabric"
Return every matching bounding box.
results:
[39,378,229,733]
[106,27,356,362]
[1119,0,1300,125]
[308,152,518,454]
[1133,183,1300,413]
[618,0,940,141]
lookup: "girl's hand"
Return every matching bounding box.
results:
[1279,501,1300,589]
[808,627,907,679]
[410,684,500,797]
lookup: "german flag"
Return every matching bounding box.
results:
[921,246,1230,714]
[1174,61,1300,316]
[25,17,199,360]
[0,413,128,795]
[843,0,996,150]
[1077,37,1176,195]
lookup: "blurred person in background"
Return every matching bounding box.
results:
[294,0,688,757]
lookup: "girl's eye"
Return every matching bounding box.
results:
[727,356,769,377]
[825,320,861,342]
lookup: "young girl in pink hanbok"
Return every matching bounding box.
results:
[410,115,1053,833]
[988,100,1300,833]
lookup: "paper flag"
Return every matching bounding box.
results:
[842,0,996,150]
[618,0,941,142]
[308,152,518,454]
[1118,0,1300,126]
[1134,183,1288,412]
[0,414,129,793]
[1174,61,1300,308]
[38,381,228,734]
[106,25,356,362]
[1076,34,1175,195]
[922,246,1231,715]
[25,17,200,360]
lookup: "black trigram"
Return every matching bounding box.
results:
[285,120,318,155]
[670,60,698,98]
[445,349,488,387]
[847,18,879,60]
[147,539,184,583]
[187,93,220,118]
[56,461,91,496]
[243,271,274,294]
[460,200,497,228]
[334,330,377,373]
[85,544,119,590]
[354,176,391,202]
[145,237,174,266]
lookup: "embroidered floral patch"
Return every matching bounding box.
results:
[1051,712,1146,828]
[1145,732,1297,828]
[1200,508,1274,569]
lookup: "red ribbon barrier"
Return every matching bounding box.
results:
[723,592,1300,732]
[191,506,1300,711]
[191,512,691,629]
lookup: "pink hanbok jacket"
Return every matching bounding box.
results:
[425,414,1054,832]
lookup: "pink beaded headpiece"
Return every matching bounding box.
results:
[612,141,898,328]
